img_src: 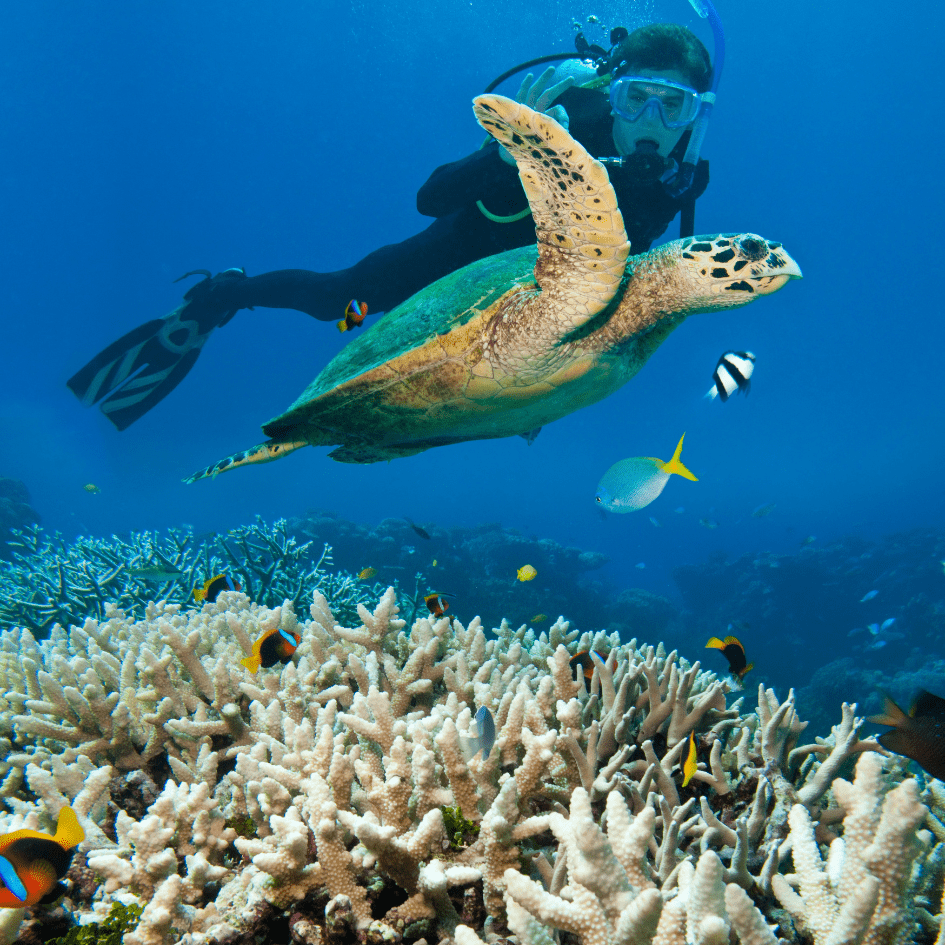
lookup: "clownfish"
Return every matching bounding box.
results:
[569,650,607,683]
[0,806,85,908]
[193,574,242,603]
[682,731,698,787]
[240,627,301,674]
[705,635,754,681]
[424,593,452,619]
[337,299,368,333]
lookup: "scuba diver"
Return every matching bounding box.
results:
[68,5,724,431]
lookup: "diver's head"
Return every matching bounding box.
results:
[608,24,712,161]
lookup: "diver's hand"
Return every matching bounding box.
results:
[499,66,574,166]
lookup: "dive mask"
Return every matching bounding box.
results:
[609,75,702,129]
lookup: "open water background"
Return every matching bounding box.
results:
[1,0,942,631]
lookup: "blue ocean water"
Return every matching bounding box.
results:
[1,1,943,697]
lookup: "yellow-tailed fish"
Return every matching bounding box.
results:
[682,731,698,787]
[517,564,537,582]
[0,806,85,908]
[594,434,698,513]
[193,573,241,602]
[241,627,301,674]
[705,635,754,680]
[337,299,368,333]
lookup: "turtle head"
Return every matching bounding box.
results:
[670,233,802,312]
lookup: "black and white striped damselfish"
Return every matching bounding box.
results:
[706,351,756,401]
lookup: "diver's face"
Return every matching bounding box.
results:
[612,67,692,159]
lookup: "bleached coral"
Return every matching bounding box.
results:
[0,587,942,945]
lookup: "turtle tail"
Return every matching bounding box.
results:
[183,439,307,483]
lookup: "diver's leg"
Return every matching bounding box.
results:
[66,268,248,430]
[227,212,492,320]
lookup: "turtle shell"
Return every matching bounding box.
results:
[262,245,540,460]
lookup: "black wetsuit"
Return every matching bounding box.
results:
[191,88,708,319]
[68,86,708,429]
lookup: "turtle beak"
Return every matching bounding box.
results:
[747,242,802,296]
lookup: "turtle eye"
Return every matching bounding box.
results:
[736,236,766,261]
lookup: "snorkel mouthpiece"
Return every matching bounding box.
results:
[668,0,726,198]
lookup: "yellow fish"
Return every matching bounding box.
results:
[595,434,697,513]
[82,483,100,494]
[517,564,537,582]
[357,567,377,580]
[432,559,438,567]
[531,613,548,624]
[682,731,698,787]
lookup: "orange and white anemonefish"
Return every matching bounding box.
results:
[337,299,368,333]
[0,806,84,908]
[193,574,241,604]
[568,650,607,683]
[682,731,698,787]
[240,627,302,674]
[705,635,754,680]
[424,593,452,619]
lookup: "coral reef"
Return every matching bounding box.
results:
[0,477,40,562]
[0,519,379,636]
[288,509,679,638]
[2,574,943,944]
[673,529,945,708]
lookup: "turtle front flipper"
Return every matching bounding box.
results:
[183,439,307,483]
[473,95,630,336]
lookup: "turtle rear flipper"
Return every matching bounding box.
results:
[184,439,307,483]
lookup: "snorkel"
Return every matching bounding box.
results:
[668,0,725,197]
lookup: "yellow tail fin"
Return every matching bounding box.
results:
[240,655,261,674]
[659,433,698,481]
[54,806,85,850]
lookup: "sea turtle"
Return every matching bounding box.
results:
[185,95,800,482]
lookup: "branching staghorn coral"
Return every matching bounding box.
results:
[0,519,379,635]
[0,587,943,945]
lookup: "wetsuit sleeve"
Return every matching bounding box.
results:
[416,142,525,218]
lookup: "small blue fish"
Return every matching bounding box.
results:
[649,516,661,527]
[861,590,879,602]
[674,506,685,514]
[460,706,495,761]
[635,562,646,569]
[595,434,698,513]
[881,618,896,631]
[867,623,880,636]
